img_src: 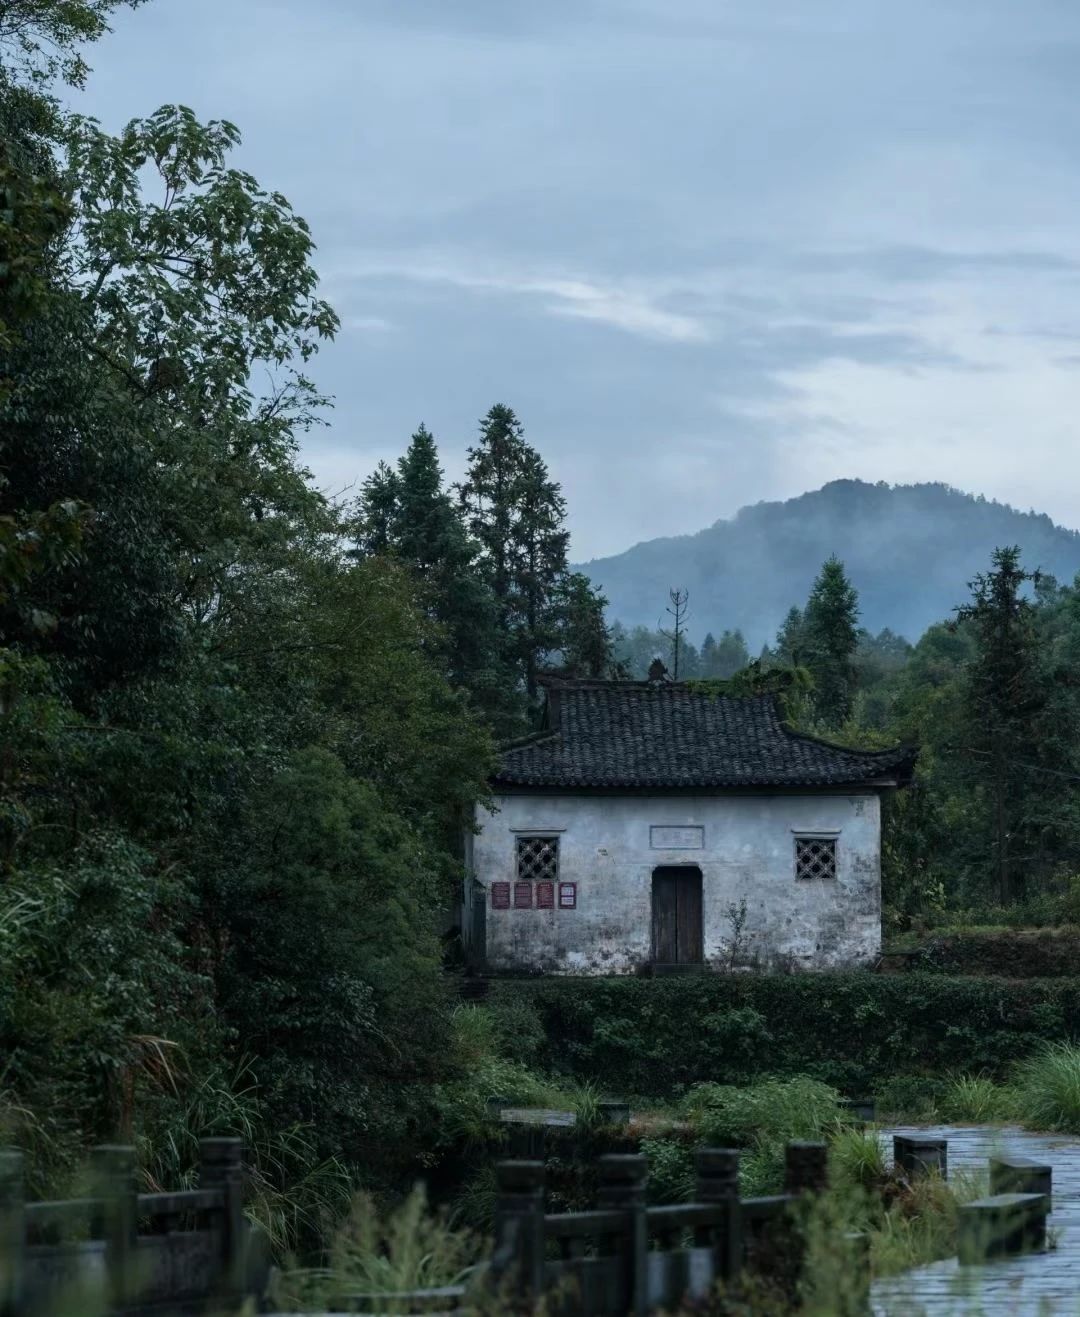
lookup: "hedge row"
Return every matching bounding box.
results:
[883,928,1080,978]
[486,972,1080,1097]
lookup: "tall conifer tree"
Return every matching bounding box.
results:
[355,425,514,724]
[803,556,860,726]
[458,404,585,701]
[956,546,1044,903]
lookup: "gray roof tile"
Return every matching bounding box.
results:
[495,679,916,789]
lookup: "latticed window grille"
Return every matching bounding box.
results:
[516,836,559,884]
[795,837,837,881]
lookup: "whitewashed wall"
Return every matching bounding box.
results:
[468,791,882,973]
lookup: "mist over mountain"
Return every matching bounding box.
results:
[575,480,1080,648]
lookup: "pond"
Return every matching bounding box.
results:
[873,1124,1080,1316]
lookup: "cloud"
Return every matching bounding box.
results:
[72,0,1080,561]
[342,315,395,334]
[336,255,709,343]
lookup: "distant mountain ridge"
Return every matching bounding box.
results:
[576,480,1080,648]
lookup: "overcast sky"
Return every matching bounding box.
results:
[74,0,1080,561]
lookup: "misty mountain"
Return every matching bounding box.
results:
[576,480,1080,648]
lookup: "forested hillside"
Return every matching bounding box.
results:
[579,479,1080,647]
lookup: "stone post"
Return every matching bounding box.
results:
[91,1145,138,1310]
[493,1160,546,1302]
[199,1137,246,1303]
[0,1151,24,1317]
[894,1135,948,1180]
[597,1153,649,1317]
[695,1148,742,1283]
[784,1141,829,1195]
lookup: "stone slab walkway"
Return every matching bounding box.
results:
[872,1125,1080,1316]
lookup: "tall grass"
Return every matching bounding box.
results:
[140,1056,353,1257]
[277,1184,484,1314]
[938,1073,1014,1124]
[829,1123,886,1190]
[1013,1042,1080,1132]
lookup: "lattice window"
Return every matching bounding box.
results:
[516,836,559,884]
[795,837,837,881]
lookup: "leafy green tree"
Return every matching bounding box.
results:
[0,0,145,89]
[803,557,860,726]
[0,22,497,1216]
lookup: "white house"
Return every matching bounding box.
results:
[463,676,915,974]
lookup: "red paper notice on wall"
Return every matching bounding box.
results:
[558,882,577,909]
[491,882,510,909]
[536,881,554,909]
[514,881,533,909]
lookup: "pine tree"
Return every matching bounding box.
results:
[457,403,528,612]
[458,404,571,701]
[355,461,399,556]
[354,425,514,724]
[557,572,617,677]
[714,629,750,678]
[956,546,1044,903]
[700,632,718,676]
[803,557,860,726]
[775,606,807,667]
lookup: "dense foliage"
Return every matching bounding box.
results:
[0,0,503,1228]
[489,975,1080,1097]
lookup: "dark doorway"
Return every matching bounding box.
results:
[651,866,703,966]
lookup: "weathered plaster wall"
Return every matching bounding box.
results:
[470,792,881,974]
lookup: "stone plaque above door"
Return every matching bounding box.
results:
[649,825,705,850]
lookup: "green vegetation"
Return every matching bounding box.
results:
[885,924,1080,976]
[276,1185,485,1314]
[1,0,623,1240]
[488,975,1080,1097]
[10,7,1080,1309]
[1014,1044,1080,1132]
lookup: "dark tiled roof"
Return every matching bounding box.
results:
[496,679,916,790]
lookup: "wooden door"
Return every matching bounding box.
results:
[651,867,703,965]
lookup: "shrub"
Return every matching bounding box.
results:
[1013,1042,1080,1132]
[682,1077,841,1147]
[873,1075,947,1122]
[886,926,1080,977]
[488,974,1080,1096]
[485,996,547,1067]
[639,1136,695,1203]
